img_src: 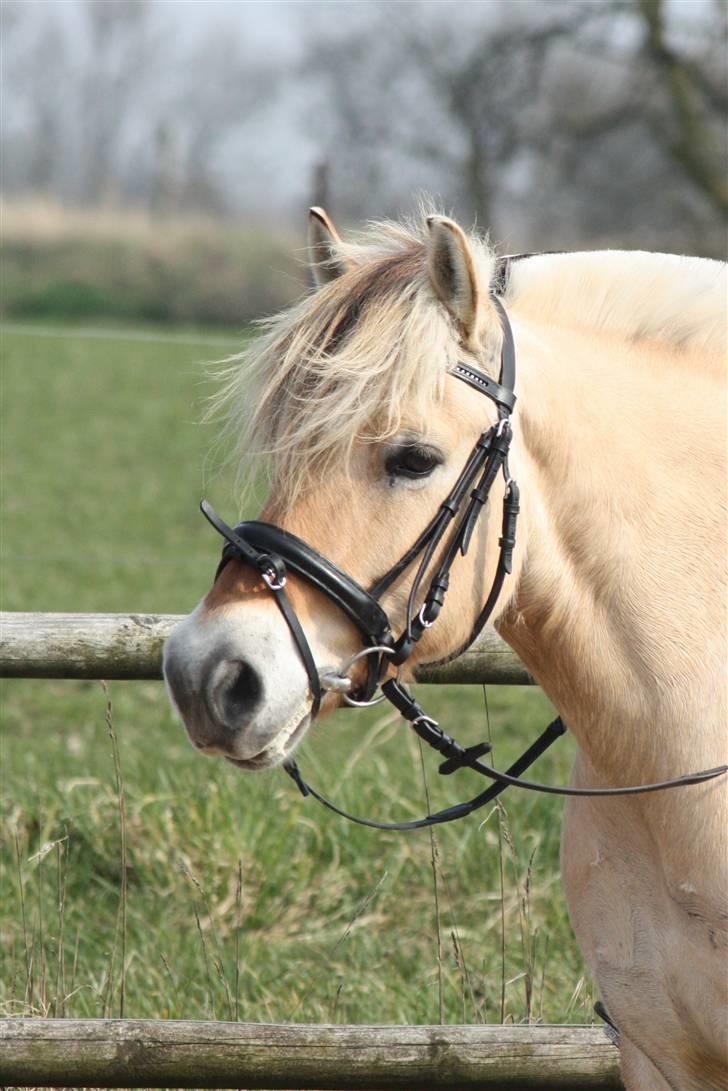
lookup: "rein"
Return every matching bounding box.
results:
[200,288,727,830]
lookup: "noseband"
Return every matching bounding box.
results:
[201,294,727,830]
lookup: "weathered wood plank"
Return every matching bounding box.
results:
[0,612,177,680]
[0,612,534,685]
[0,1019,621,1089]
[420,625,534,685]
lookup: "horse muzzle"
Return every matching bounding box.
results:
[163,603,313,767]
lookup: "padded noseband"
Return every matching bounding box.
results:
[221,520,393,647]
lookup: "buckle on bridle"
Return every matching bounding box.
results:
[417,604,436,629]
[259,554,287,590]
[411,713,439,730]
[261,567,286,591]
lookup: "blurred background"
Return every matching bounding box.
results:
[2,0,726,326]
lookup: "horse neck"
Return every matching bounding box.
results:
[498,315,727,782]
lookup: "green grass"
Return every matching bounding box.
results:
[0,324,592,1032]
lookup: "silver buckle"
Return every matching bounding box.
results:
[417,604,435,629]
[411,714,440,730]
[261,568,286,591]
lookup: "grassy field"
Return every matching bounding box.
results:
[0,323,593,1039]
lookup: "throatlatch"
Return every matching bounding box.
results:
[200,291,727,831]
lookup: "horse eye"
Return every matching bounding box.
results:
[385,445,442,479]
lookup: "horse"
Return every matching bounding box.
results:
[163,207,727,1090]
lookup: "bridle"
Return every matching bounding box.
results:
[200,284,727,831]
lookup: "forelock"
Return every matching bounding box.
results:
[210,212,496,504]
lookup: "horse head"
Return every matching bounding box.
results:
[163,209,521,770]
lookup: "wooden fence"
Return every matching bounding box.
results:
[0,1018,621,1089]
[1,616,618,1089]
[0,611,533,684]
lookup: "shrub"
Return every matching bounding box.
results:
[1,202,306,326]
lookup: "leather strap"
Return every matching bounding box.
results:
[368,429,493,600]
[269,584,322,719]
[283,679,726,833]
[201,501,324,715]
[283,717,568,831]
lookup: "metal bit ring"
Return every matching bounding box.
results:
[319,644,395,708]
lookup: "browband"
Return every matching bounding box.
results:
[450,363,515,414]
[449,296,516,415]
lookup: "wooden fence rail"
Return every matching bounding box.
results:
[0,612,533,685]
[0,1019,621,1089]
[2,623,580,1091]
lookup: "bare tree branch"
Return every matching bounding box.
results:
[638,0,728,217]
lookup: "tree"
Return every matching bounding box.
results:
[0,3,68,197]
[77,0,158,204]
[637,0,727,218]
[297,0,727,254]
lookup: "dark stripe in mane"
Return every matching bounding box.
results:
[320,245,426,357]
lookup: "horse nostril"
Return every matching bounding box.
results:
[228,659,262,714]
[209,659,263,730]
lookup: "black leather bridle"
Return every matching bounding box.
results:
[200,291,727,830]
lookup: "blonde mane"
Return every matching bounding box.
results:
[505,250,726,357]
[213,218,725,504]
[212,214,495,504]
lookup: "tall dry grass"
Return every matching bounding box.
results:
[1,200,306,326]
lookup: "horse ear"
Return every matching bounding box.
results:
[426,215,487,349]
[308,207,350,288]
